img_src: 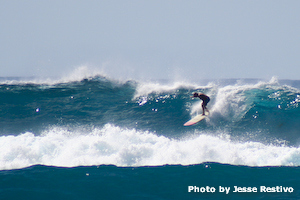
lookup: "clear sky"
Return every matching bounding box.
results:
[1,0,300,81]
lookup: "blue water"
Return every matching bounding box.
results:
[0,76,300,199]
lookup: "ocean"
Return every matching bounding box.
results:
[0,75,300,199]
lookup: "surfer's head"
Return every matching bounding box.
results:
[192,92,204,98]
[192,92,199,97]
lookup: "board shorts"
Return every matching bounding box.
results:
[203,97,210,106]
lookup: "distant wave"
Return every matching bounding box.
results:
[0,66,109,85]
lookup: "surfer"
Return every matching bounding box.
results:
[192,92,210,115]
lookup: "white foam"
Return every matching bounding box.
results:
[0,124,299,170]
[211,84,251,120]
[209,77,286,120]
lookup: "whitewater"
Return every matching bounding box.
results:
[1,73,300,170]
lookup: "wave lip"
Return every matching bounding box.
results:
[0,124,299,170]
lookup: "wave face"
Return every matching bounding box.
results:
[0,76,300,170]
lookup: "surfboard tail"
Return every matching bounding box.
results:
[184,111,209,126]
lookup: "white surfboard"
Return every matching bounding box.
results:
[184,110,209,126]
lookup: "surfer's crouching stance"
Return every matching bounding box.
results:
[192,93,210,115]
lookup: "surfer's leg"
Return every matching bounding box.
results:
[202,100,209,115]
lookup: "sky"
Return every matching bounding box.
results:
[1,0,300,81]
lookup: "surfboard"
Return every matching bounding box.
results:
[184,110,209,126]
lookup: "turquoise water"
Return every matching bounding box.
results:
[0,76,299,199]
[1,164,299,200]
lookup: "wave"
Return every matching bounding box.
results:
[1,75,299,138]
[1,72,300,170]
[0,124,299,170]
